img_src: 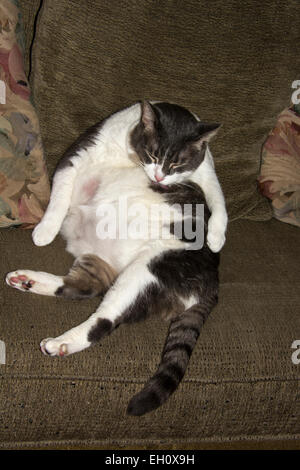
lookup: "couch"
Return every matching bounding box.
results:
[0,0,299,449]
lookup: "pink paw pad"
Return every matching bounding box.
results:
[40,339,68,357]
[59,344,68,357]
[8,274,35,290]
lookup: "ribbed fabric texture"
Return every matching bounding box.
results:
[24,0,300,221]
[3,0,299,448]
[0,219,299,447]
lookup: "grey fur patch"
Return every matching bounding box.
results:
[55,254,117,300]
[55,121,104,171]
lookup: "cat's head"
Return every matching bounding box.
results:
[130,101,221,186]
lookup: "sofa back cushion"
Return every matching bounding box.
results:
[25,0,300,220]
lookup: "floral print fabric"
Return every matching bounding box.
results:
[259,105,300,228]
[0,0,50,228]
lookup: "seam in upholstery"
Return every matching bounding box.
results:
[28,0,44,82]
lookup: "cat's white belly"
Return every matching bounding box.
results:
[60,165,182,272]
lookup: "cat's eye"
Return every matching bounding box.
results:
[145,150,158,164]
[169,162,186,170]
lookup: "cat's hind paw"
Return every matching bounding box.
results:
[40,334,90,357]
[40,338,69,357]
[6,271,36,292]
[6,270,63,296]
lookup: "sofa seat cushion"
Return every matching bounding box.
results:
[0,218,299,447]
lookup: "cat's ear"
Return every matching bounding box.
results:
[195,122,222,146]
[141,101,157,133]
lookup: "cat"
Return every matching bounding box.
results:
[6,101,227,415]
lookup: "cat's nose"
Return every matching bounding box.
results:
[155,172,164,182]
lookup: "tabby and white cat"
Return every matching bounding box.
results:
[6,101,227,415]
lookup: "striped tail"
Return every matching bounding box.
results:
[127,298,217,416]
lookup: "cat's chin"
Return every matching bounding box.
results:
[156,182,168,189]
[150,181,170,192]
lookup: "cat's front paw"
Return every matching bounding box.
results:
[207,215,227,252]
[207,230,226,253]
[32,221,58,246]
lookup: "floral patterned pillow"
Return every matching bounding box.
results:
[259,104,300,228]
[0,0,50,228]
